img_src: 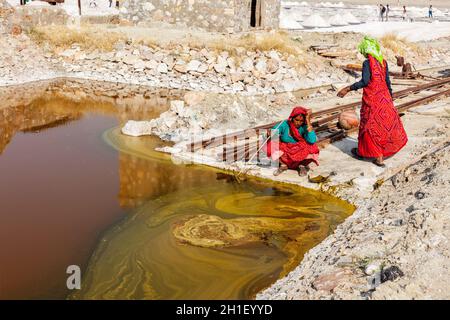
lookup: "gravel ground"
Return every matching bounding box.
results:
[257,141,450,300]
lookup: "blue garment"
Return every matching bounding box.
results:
[350,59,393,98]
[271,120,317,144]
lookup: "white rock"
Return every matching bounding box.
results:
[157,63,168,73]
[122,120,154,137]
[267,59,280,74]
[240,57,254,72]
[231,82,245,92]
[155,146,183,154]
[133,60,146,70]
[60,49,77,58]
[153,51,165,62]
[227,57,236,70]
[255,59,267,73]
[213,63,227,74]
[184,91,206,106]
[365,262,382,276]
[174,63,188,73]
[186,59,202,72]
[145,60,159,70]
[268,50,281,61]
[197,63,208,74]
[274,79,302,92]
[160,112,177,129]
[230,72,246,83]
[142,2,155,11]
[170,100,185,114]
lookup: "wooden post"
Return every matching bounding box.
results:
[233,136,238,162]
[244,137,250,162]
[78,0,82,16]
[256,129,260,163]
[222,136,226,162]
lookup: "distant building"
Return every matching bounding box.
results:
[120,0,280,33]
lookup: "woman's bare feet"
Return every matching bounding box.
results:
[273,164,288,176]
[297,166,308,176]
[351,148,364,160]
[373,156,386,167]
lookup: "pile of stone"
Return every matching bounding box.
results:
[122,91,289,142]
[47,42,350,94]
[0,0,60,86]
[0,33,60,86]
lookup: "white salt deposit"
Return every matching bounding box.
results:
[315,2,345,8]
[282,1,308,6]
[302,14,331,28]
[280,19,304,29]
[309,21,450,42]
[280,7,304,26]
[329,14,348,26]
[342,12,361,24]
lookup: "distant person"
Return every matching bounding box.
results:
[337,37,408,167]
[109,0,112,7]
[402,5,407,21]
[429,5,433,19]
[379,4,386,22]
[385,4,390,21]
[266,107,319,177]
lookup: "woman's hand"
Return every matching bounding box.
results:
[306,109,313,131]
[306,109,312,120]
[337,86,351,98]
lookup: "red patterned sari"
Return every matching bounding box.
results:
[358,55,408,158]
[266,107,320,169]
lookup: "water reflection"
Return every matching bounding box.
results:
[0,92,354,300]
[68,129,354,300]
[0,93,175,299]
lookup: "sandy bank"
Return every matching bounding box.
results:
[257,141,450,299]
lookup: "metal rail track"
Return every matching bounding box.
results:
[188,77,450,156]
[218,84,450,163]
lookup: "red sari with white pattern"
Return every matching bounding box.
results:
[358,55,408,158]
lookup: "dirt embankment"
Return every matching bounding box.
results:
[258,142,450,300]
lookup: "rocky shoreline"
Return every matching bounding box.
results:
[257,142,450,300]
[2,0,450,300]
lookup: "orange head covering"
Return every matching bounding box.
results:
[289,106,308,120]
[288,106,309,142]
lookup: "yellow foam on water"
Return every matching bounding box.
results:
[69,128,354,300]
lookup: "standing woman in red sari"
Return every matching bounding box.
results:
[338,36,408,167]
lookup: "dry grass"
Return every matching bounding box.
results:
[28,25,128,52]
[380,33,424,57]
[188,31,305,66]
[28,25,306,67]
[213,32,301,55]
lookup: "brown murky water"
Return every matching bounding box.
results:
[0,93,354,300]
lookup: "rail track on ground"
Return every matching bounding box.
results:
[188,76,450,164]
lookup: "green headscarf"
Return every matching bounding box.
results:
[358,36,384,65]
